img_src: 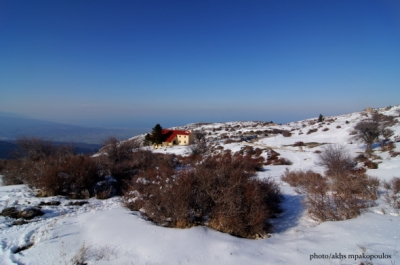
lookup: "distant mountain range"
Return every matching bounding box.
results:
[0,112,149,159]
[0,140,102,159]
[0,112,148,144]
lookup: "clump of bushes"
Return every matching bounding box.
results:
[282,168,378,221]
[281,145,379,221]
[239,146,263,157]
[1,137,153,199]
[282,130,292,137]
[307,128,318,134]
[124,153,282,239]
[264,148,292,166]
[364,160,379,169]
[293,141,305,147]
[1,137,106,198]
[383,177,400,210]
[281,169,324,193]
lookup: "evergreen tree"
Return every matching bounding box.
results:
[143,133,151,146]
[152,124,164,145]
[318,114,324,123]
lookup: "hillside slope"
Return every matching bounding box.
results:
[1,105,399,265]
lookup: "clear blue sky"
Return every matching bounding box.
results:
[1,0,399,129]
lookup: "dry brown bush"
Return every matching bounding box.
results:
[354,154,369,163]
[1,138,74,186]
[124,153,281,239]
[293,141,305,147]
[390,151,400,157]
[392,177,400,194]
[37,155,102,198]
[0,159,7,172]
[316,145,355,178]
[100,138,168,194]
[364,160,378,169]
[275,157,292,165]
[307,128,318,134]
[281,169,324,193]
[1,159,28,185]
[1,138,110,198]
[282,168,379,221]
[282,131,292,137]
[265,148,280,165]
[383,177,400,209]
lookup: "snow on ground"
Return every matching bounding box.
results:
[1,106,400,265]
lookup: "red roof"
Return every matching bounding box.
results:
[162,129,191,143]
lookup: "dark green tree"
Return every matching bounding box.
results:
[318,114,324,123]
[151,124,164,145]
[143,133,151,146]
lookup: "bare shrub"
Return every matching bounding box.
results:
[282,168,379,221]
[71,242,90,265]
[393,177,400,195]
[33,155,102,198]
[224,139,237,144]
[254,148,263,157]
[100,138,149,194]
[307,128,318,134]
[124,153,281,239]
[101,137,139,164]
[190,141,207,155]
[275,157,292,165]
[282,130,292,137]
[1,138,109,198]
[281,169,324,194]
[1,160,27,185]
[316,145,354,178]
[353,113,396,154]
[383,177,400,209]
[1,138,77,187]
[354,153,368,163]
[364,160,378,169]
[12,137,60,161]
[293,141,305,147]
[0,159,7,172]
[265,148,280,165]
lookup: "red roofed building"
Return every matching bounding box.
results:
[153,129,194,148]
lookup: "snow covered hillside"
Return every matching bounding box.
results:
[1,106,400,265]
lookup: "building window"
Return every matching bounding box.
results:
[179,140,181,143]
[184,141,186,144]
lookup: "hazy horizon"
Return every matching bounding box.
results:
[1,1,399,128]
